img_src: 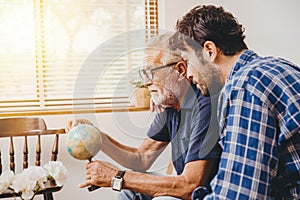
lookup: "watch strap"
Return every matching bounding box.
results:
[115,170,126,179]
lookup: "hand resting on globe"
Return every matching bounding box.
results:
[65,119,94,133]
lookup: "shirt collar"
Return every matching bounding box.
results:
[180,83,199,110]
[227,50,258,81]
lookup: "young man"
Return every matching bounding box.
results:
[66,33,221,200]
[175,5,300,199]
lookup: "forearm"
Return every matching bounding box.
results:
[101,133,166,171]
[101,133,142,170]
[66,119,157,170]
[122,171,196,200]
[121,159,217,200]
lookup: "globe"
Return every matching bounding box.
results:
[66,124,102,160]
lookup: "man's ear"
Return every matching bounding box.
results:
[175,61,187,81]
[203,41,218,62]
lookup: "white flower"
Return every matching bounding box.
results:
[43,161,68,186]
[0,170,14,194]
[11,172,36,200]
[0,161,67,200]
[23,166,49,188]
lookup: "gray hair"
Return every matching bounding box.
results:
[146,32,182,64]
[146,32,207,66]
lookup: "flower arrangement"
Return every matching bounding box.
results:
[130,80,150,108]
[0,161,67,200]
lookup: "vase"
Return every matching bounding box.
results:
[133,88,150,108]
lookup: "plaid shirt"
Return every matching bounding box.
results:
[205,50,300,199]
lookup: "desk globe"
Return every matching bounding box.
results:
[66,124,102,160]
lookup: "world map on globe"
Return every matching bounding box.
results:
[66,124,102,160]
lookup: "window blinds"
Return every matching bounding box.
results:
[0,0,158,115]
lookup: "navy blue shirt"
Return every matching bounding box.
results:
[147,83,221,175]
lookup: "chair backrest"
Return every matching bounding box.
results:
[0,117,65,199]
[0,117,65,174]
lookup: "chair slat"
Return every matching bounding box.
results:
[9,137,15,172]
[36,135,41,166]
[23,136,28,169]
[51,134,59,161]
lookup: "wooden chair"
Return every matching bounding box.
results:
[0,117,65,200]
[166,158,174,175]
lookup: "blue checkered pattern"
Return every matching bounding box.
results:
[205,50,300,199]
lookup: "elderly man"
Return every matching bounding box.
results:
[175,5,300,199]
[66,33,221,200]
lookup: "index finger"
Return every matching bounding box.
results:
[79,180,92,188]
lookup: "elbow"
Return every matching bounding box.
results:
[173,177,200,200]
[128,154,152,172]
[131,162,151,172]
[180,184,198,200]
[152,176,199,200]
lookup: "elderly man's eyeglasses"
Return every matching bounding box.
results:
[139,61,180,81]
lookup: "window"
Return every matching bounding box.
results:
[0,0,158,116]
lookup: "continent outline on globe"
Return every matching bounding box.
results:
[66,124,103,160]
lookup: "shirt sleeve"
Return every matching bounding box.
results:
[146,111,170,142]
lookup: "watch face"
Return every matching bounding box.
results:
[112,177,123,191]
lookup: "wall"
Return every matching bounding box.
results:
[160,0,300,65]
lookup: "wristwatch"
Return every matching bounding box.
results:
[111,170,126,191]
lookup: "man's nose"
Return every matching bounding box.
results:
[143,77,153,87]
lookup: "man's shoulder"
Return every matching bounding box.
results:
[231,55,300,89]
[224,54,300,102]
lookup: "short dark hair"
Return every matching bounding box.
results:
[176,5,248,56]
